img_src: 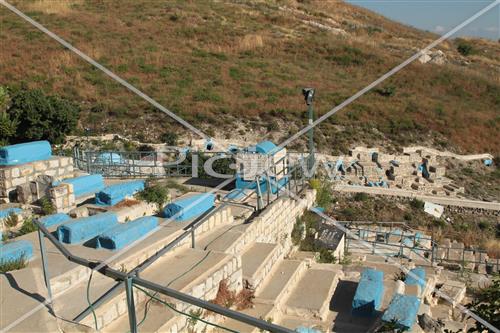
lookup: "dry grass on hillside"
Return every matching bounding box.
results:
[26,0,81,15]
[0,0,498,154]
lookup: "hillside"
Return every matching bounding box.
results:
[0,0,499,154]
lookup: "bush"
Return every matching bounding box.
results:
[318,248,336,264]
[18,217,38,235]
[137,185,169,211]
[0,111,18,146]
[375,86,396,97]
[266,120,279,132]
[40,197,56,215]
[4,212,19,228]
[409,198,425,209]
[354,192,369,202]
[7,88,79,144]
[291,218,305,246]
[137,144,155,152]
[162,132,178,146]
[457,41,473,56]
[309,179,321,191]
[0,255,27,273]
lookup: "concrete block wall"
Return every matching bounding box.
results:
[157,256,243,333]
[80,255,242,332]
[0,156,73,201]
[48,183,76,213]
[124,191,315,332]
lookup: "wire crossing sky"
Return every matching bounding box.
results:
[346,0,499,40]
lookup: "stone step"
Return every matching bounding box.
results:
[276,314,329,333]
[219,303,275,333]
[74,247,239,331]
[254,259,305,307]
[49,219,188,295]
[196,221,250,255]
[103,298,176,333]
[241,242,281,290]
[283,267,341,321]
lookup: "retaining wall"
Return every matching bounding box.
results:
[0,156,74,201]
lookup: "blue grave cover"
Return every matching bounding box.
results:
[58,174,105,198]
[57,212,119,244]
[95,180,145,206]
[382,293,421,330]
[0,207,22,220]
[163,193,215,221]
[97,216,158,250]
[0,141,51,166]
[0,240,34,263]
[352,268,384,317]
[40,213,71,228]
[405,267,426,291]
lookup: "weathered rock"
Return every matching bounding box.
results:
[418,313,443,333]
[69,206,89,218]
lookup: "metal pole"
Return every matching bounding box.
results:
[256,176,263,211]
[191,227,195,249]
[302,88,315,177]
[37,229,53,306]
[125,277,137,333]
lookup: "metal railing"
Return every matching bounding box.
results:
[343,224,500,273]
[72,147,234,178]
[34,218,294,333]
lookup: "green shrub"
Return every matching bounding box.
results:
[457,41,473,56]
[162,132,178,146]
[18,217,38,235]
[0,255,27,273]
[266,121,279,132]
[291,218,305,246]
[40,197,56,215]
[316,183,333,210]
[137,185,170,211]
[309,179,321,190]
[375,86,396,97]
[409,198,424,209]
[318,248,336,264]
[354,192,369,202]
[7,87,79,144]
[4,212,19,228]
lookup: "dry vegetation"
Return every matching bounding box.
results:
[0,0,498,154]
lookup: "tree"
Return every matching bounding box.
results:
[0,86,10,112]
[7,88,79,144]
[0,111,18,146]
[0,86,16,146]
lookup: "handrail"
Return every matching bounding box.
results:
[34,219,294,333]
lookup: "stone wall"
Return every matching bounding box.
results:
[0,156,74,202]
[48,183,75,213]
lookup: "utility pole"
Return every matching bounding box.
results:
[302,88,315,177]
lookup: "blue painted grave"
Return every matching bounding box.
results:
[97,216,158,250]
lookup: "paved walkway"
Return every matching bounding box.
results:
[334,185,500,211]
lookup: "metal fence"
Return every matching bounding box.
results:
[342,223,500,273]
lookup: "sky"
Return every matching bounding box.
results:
[345,0,499,40]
